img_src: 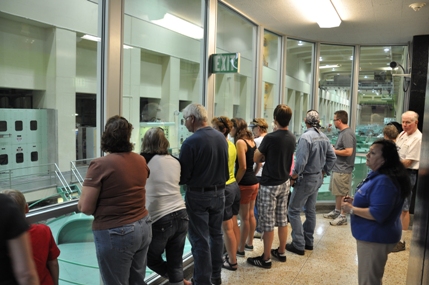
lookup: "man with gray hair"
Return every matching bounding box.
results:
[286,110,336,255]
[392,110,422,252]
[179,103,229,285]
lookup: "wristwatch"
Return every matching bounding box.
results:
[349,207,354,215]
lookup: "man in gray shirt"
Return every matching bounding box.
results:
[287,110,336,255]
[323,110,356,226]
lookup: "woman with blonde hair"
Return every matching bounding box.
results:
[231,118,259,257]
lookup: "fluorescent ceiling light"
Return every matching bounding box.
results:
[315,0,341,28]
[81,35,134,49]
[320,64,341,69]
[151,13,203,40]
[81,34,101,42]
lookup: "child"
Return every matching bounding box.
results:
[3,189,60,285]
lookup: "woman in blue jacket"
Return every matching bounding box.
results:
[342,139,410,285]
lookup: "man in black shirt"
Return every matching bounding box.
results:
[179,103,228,285]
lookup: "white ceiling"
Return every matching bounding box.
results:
[223,0,429,45]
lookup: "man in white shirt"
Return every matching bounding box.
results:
[392,111,422,252]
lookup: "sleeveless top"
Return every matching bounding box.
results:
[236,139,259,186]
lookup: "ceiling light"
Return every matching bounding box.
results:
[315,0,341,28]
[409,2,426,11]
[298,41,303,46]
[151,13,203,40]
[81,34,101,42]
[123,45,134,49]
[320,64,341,69]
[384,48,390,52]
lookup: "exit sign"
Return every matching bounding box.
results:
[211,53,240,74]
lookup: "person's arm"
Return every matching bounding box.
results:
[342,202,375,220]
[401,159,415,169]
[253,162,262,175]
[78,186,101,215]
[334,147,353,157]
[235,140,247,184]
[253,149,265,163]
[47,259,59,285]
[8,232,40,285]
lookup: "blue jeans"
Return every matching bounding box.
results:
[288,174,323,250]
[185,188,225,285]
[93,215,152,285]
[147,209,189,285]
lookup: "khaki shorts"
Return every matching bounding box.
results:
[329,172,352,196]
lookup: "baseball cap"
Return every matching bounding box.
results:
[249,118,268,129]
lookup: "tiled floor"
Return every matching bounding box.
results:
[220,214,411,285]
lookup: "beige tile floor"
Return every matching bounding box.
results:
[220,214,411,285]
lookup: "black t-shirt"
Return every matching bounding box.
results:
[0,194,30,285]
[258,130,296,186]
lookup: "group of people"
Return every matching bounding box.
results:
[1,104,421,285]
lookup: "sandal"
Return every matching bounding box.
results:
[222,254,238,271]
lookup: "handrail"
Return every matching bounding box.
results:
[54,164,74,200]
[70,161,84,186]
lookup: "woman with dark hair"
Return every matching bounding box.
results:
[342,139,410,285]
[230,118,259,257]
[78,115,151,285]
[141,127,190,285]
[211,116,241,271]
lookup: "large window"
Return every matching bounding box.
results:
[285,39,315,138]
[123,0,205,155]
[214,3,257,122]
[356,45,408,153]
[261,30,282,130]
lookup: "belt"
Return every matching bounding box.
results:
[302,172,321,176]
[187,184,225,192]
[407,169,418,174]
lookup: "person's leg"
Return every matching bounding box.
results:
[222,219,238,266]
[357,240,395,285]
[324,173,341,219]
[262,230,274,260]
[246,199,257,247]
[147,217,171,278]
[93,217,151,285]
[288,180,308,251]
[185,191,212,285]
[303,175,322,247]
[165,210,189,285]
[129,216,152,285]
[274,181,289,251]
[238,203,250,252]
[208,188,225,283]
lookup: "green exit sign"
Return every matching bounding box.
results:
[211,53,240,74]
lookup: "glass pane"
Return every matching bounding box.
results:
[262,30,282,131]
[356,45,408,153]
[214,4,257,122]
[122,0,205,156]
[318,44,354,142]
[0,2,100,210]
[285,39,314,138]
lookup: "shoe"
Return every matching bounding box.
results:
[271,248,287,262]
[323,210,340,219]
[244,244,254,251]
[254,231,262,238]
[330,215,348,226]
[391,241,406,253]
[211,277,222,285]
[236,250,245,257]
[222,254,237,271]
[305,244,313,250]
[247,254,272,269]
[286,243,305,256]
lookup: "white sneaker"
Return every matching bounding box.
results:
[254,231,262,238]
[323,210,340,219]
[330,215,347,226]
